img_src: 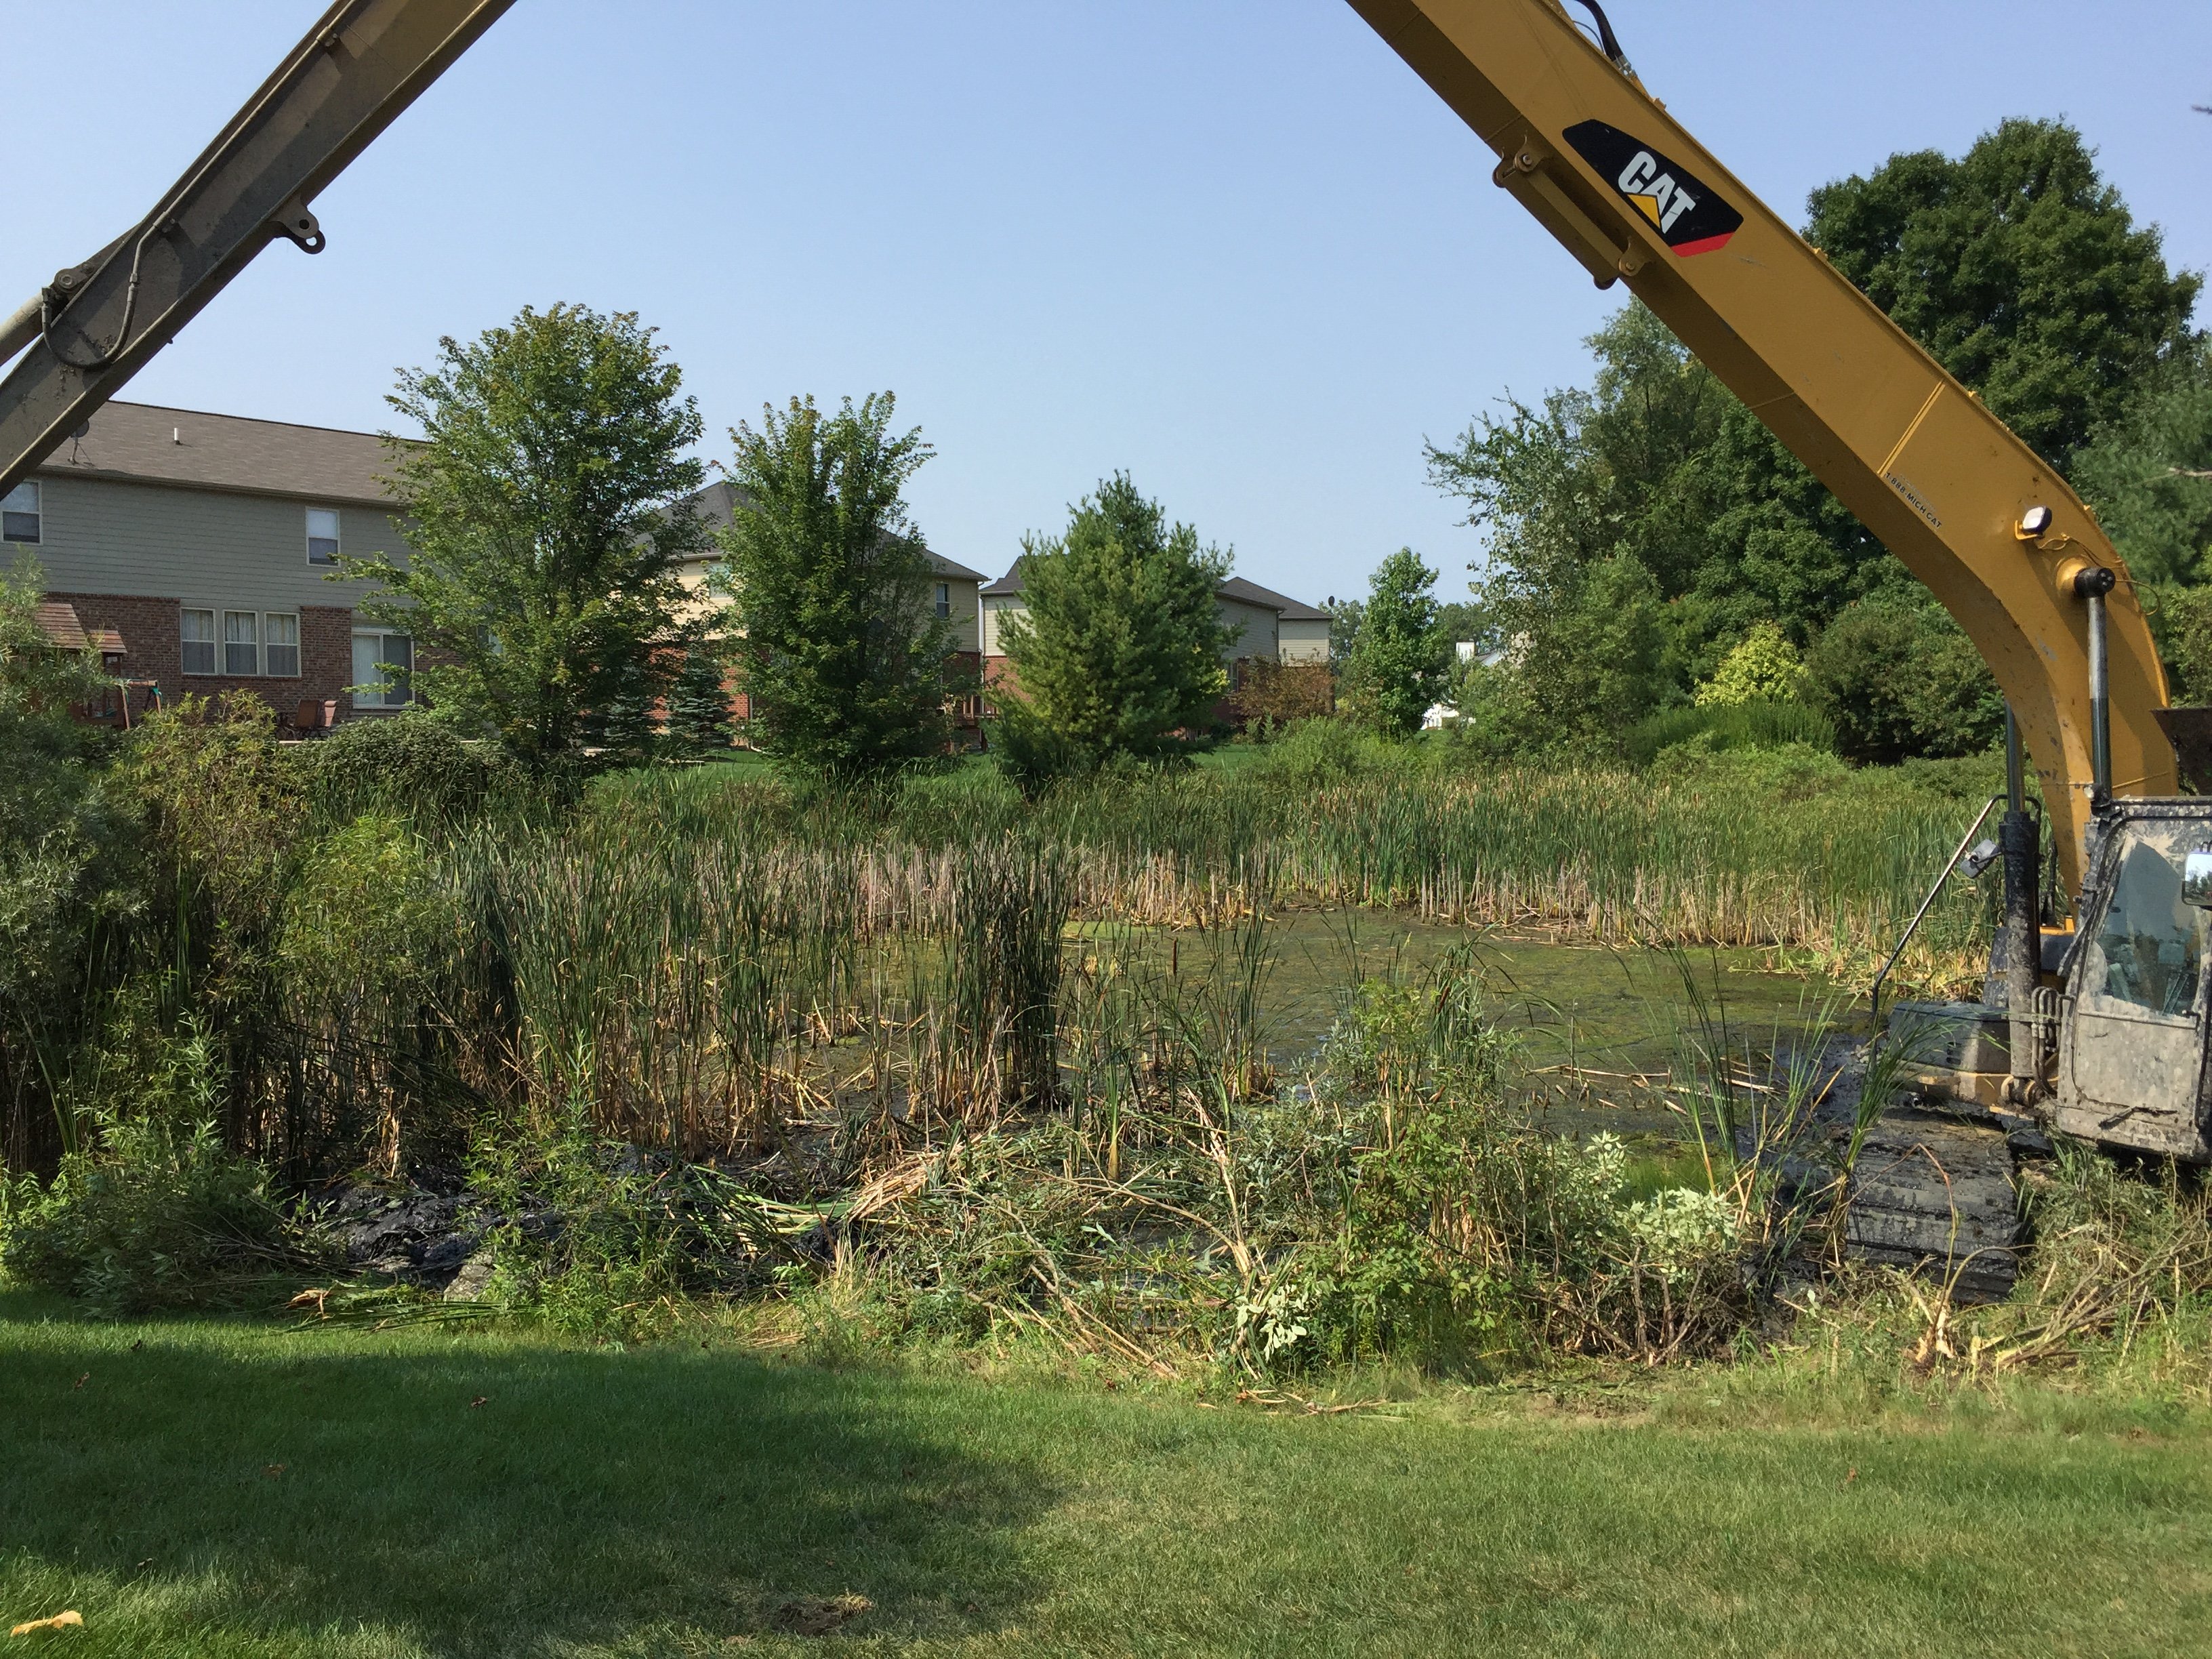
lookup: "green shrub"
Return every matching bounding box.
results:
[117,695,304,1029]
[472,1132,697,1343]
[1647,740,1851,804]
[298,709,518,829]
[280,814,461,1172]
[1891,751,2012,805]
[1266,975,1608,1368]
[1694,622,1807,708]
[1,1028,306,1313]
[1805,598,2003,764]
[985,702,1090,797]
[1,556,144,1166]
[1243,717,1414,790]
[1624,699,1837,766]
[281,816,446,992]
[1287,1098,1631,1368]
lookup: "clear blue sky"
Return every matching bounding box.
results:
[4,1,2207,607]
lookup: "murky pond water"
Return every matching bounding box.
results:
[1101,909,1868,1140]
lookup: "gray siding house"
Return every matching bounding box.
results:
[3,401,415,722]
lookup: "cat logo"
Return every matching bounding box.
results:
[1562,120,1744,257]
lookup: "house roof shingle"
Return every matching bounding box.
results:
[35,400,400,506]
[1217,575,1330,622]
[34,600,123,655]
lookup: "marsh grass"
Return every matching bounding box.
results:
[43,740,1996,1179]
[8,724,2069,1387]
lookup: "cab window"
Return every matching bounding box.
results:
[2088,832,2209,1017]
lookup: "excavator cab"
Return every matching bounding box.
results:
[2051,802,2212,1161]
[1860,798,2212,1299]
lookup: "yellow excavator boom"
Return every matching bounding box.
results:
[1349,0,2173,893]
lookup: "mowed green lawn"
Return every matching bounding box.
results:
[2,1291,2206,1657]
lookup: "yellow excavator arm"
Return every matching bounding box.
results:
[1349,0,2174,893]
[0,0,512,508]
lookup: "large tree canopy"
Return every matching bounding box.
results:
[1807,118,2200,466]
[344,304,708,777]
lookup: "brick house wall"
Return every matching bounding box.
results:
[49,592,365,718]
[45,592,180,691]
[300,605,360,714]
[981,655,1021,712]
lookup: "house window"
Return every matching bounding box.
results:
[935,582,951,619]
[181,609,217,675]
[352,630,412,708]
[1,481,38,544]
[223,611,260,675]
[264,613,300,677]
[306,507,341,565]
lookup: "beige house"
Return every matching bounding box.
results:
[5,401,417,724]
[980,568,1330,685]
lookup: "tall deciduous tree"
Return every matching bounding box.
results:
[1807,119,2199,465]
[715,393,952,780]
[2071,340,2212,586]
[1681,119,2201,641]
[1425,306,1698,751]
[1343,548,1448,739]
[342,304,708,777]
[999,474,1235,766]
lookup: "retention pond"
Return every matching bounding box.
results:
[1120,909,1868,1141]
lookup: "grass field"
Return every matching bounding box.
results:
[3,1290,2207,1657]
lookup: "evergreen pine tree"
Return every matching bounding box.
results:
[667,642,735,754]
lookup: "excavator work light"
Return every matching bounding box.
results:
[2016,505,2053,539]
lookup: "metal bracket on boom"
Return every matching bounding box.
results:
[42,262,97,312]
[268,199,327,255]
[1492,144,1641,288]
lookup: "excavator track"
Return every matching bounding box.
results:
[1841,1105,2030,1303]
